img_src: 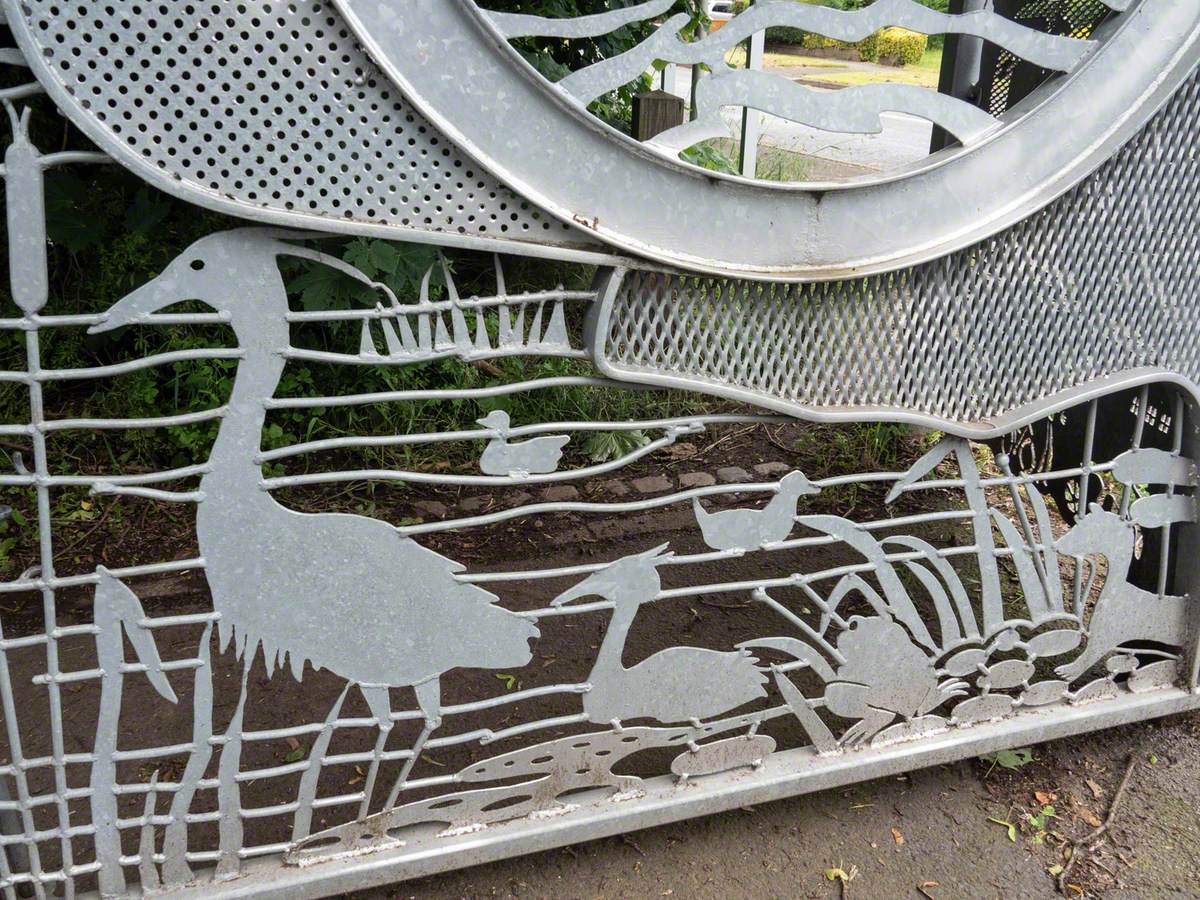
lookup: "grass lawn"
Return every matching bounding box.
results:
[814,47,943,89]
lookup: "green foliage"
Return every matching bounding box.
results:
[860,27,928,65]
[767,0,943,55]
[800,25,926,65]
[980,746,1035,776]
[680,140,740,174]
[479,1,709,130]
[582,429,651,463]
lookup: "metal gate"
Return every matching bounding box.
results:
[2,1,1199,897]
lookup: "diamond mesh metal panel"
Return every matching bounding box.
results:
[19,0,574,242]
[983,0,1111,116]
[602,69,1200,426]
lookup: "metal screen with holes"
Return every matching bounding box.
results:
[2,1,1200,898]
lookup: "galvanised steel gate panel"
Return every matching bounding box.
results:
[0,1,1198,897]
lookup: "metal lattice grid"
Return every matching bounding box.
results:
[600,69,1200,427]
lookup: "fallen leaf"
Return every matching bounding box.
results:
[1085,778,1105,800]
[1047,864,1064,877]
[283,747,305,764]
[1034,790,1057,805]
[988,816,1018,842]
[1077,806,1103,828]
[495,673,517,690]
[286,736,300,751]
[891,827,905,846]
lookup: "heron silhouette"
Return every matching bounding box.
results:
[89,229,539,818]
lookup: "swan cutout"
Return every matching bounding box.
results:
[692,470,820,553]
[552,544,768,729]
[89,229,539,822]
[476,409,569,476]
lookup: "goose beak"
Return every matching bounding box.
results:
[88,274,181,334]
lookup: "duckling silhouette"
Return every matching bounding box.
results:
[89,229,540,820]
[553,544,767,727]
[476,409,570,477]
[693,470,820,552]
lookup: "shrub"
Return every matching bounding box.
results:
[866,27,928,66]
[766,26,808,44]
[800,27,927,66]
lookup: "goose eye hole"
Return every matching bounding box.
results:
[189,259,206,271]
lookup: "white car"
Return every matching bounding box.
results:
[707,0,735,22]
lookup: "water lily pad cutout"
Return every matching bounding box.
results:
[1105,654,1138,675]
[981,660,1035,691]
[952,694,1014,726]
[1128,659,1179,693]
[1026,629,1082,658]
[1019,680,1069,706]
[1070,677,1119,705]
[944,648,988,677]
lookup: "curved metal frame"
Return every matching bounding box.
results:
[334,0,1200,279]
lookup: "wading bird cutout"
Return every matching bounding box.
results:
[89,229,540,823]
[553,544,768,728]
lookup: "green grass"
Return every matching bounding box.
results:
[809,47,943,89]
[726,46,944,90]
[726,47,849,69]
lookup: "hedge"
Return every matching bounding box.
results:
[861,27,928,65]
[792,27,927,66]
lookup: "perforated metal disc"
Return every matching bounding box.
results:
[4,0,605,257]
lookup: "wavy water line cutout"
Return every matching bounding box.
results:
[530,0,1103,105]
[487,0,675,38]
[649,71,1001,152]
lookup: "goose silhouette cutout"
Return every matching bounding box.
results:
[476,409,569,476]
[553,544,767,727]
[89,229,539,820]
[693,470,820,553]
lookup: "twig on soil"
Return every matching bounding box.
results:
[698,598,752,611]
[765,425,796,456]
[665,424,758,468]
[1056,755,1138,894]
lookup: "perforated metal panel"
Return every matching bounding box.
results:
[18,0,576,243]
[598,69,1200,428]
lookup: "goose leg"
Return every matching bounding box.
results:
[383,678,441,812]
[357,684,393,821]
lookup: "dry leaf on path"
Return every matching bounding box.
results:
[1077,806,1103,828]
[891,827,905,846]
